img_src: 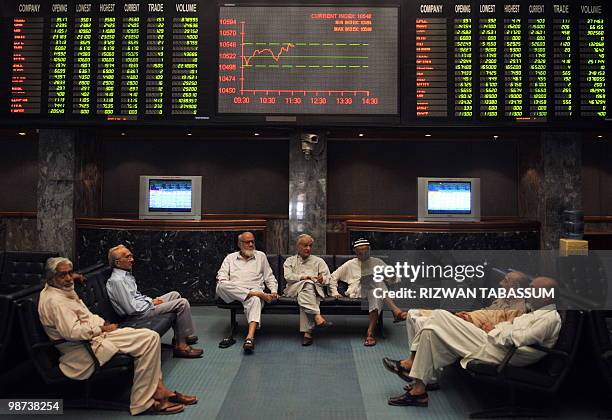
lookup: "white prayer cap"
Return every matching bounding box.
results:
[353,238,370,249]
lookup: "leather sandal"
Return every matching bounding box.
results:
[147,400,184,415]
[243,338,255,354]
[168,391,198,405]
[173,346,203,358]
[393,311,408,323]
[302,335,313,346]
[314,320,333,329]
[382,357,412,382]
[388,391,428,407]
[364,336,377,347]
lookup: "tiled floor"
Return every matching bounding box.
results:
[9,307,603,419]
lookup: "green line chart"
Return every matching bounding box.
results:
[218,6,398,114]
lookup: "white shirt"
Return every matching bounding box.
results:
[329,257,389,298]
[217,250,278,293]
[461,304,562,368]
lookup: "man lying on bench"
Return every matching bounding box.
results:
[382,277,561,407]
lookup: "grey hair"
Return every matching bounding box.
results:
[45,257,73,283]
[108,244,127,267]
[237,232,254,243]
[296,234,313,246]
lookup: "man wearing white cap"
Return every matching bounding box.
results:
[329,238,407,346]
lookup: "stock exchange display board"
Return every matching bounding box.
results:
[415,1,608,121]
[0,1,609,125]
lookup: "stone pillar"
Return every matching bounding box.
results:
[265,219,289,255]
[288,132,327,254]
[38,129,76,258]
[518,132,582,250]
[75,133,102,217]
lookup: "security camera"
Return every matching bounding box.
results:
[301,133,319,144]
[300,133,319,160]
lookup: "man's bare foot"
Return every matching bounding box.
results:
[393,310,408,322]
[314,314,330,327]
[409,380,427,395]
[400,358,413,370]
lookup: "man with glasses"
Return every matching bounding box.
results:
[39,257,196,415]
[106,245,203,358]
[216,231,279,353]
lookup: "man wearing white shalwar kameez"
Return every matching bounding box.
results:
[39,258,195,415]
[385,276,561,407]
[283,234,332,346]
[329,238,407,346]
[216,231,278,353]
[405,270,529,350]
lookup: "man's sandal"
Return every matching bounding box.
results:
[146,400,184,415]
[393,311,408,323]
[388,391,429,407]
[168,391,198,405]
[364,336,377,346]
[218,337,236,348]
[382,357,412,382]
[243,338,255,354]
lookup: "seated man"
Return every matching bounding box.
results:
[216,231,278,353]
[406,270,529,349]
[283,234,332,346]
[329,238,407,346]
[39,257,197,415]
[383,277,561,407]
[106,245,202,358]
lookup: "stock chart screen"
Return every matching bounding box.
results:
[217,6,399,115]
[0,1,609,124]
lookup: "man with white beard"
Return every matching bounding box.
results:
[216,231,279,353]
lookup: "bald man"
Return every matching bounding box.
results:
[216,231,278,353]
[385,277,561,407]
[106,245,202,358]
[405,270,530,351]
[283,234,332,346]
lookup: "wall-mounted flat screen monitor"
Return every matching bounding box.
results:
[417,177,480,221]
[139,176,202,220]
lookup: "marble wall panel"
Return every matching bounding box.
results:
[77,228,265,304]
[289,133,327,253]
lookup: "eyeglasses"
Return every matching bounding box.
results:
[118,254,134,260]
[240,240,255,244]
[55,270,73,278]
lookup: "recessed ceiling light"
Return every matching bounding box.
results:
[187,132,193,136]
[425,134,431,137]
[18,132,26,136]
[597,135,603,139]
[121,132,126,136]
[493,135,499,139]
[358,133,364,137]
[254,132,260,136]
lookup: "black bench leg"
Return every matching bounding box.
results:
[230,308,237,337]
